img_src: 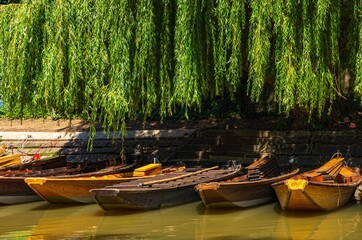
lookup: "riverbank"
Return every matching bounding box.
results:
[1,117,362,168]
[0,117,279,132]
[0,115,359,133]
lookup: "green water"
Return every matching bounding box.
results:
[0,200,362,239]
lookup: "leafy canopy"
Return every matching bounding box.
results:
[0,0,361,144]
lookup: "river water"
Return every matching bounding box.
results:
[1,200,362,239]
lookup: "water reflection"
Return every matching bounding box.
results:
[0,200,362,239]
[96,202,203,239]
[197,203,283,240]
[274,203,362,240]
[30,204,102,239]
[0,202,46,238]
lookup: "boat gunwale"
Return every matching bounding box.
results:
[93,167,242,192]
[24,174,161,183]
[203,168,300,187]
[271,174,362,188]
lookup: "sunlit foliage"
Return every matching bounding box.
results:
[0,0,361,144]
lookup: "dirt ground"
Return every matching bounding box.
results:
[0,115,359,132]
[0,119,91,132]
[0,117,280,132]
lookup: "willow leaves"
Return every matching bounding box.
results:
[214,0,246,96]
[353,0,362,98]
[0,0,362,142]
[173,0,205,116]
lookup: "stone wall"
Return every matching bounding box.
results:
[1,129,361,169]
[169,129,362,170]
[0,130,195,163]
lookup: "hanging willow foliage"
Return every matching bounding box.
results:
[86,0,134,148]
[0,0,362,148]
[247,0,272,102]
[273,0,338,116]
[172,0,205,116]
[158,0,175,119]
[1,1,44,118]
[131,0,157,119]
[36,0,68,117]
[353,0,362,97]
[273,0,298,113]
[0,6,15,99]
[214,0,246,96]
[297,0,336,116]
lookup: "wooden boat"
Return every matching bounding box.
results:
[0,153,140,177]
[0,155,68,176]
[195,156,300,208]
[24,163,171,204]
[0,176,45,204]
[53,158,140,178]
[0,144,5,156]
[272,154,361,211]
[0,153,22,169]
[0,144,68,171]
[90,165,241,210]
[0,157,140,204]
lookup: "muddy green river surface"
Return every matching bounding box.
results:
[0,200,362,239]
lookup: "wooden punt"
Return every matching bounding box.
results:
[0,158,140,204]
[0,153,22,169]
[195,156,300,208]
[272,156,361,211]
[90,165,241,210]
[0,155,68,176]
[24,163,167,204]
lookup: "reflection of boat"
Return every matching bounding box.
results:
[91,165,241,210]
[0,202,47,237]
[29,204,102,239]
[195,156,299,208]
[274,203,362,240]
[32,202,201,239]
[195,202,284,240]
[272,155,361,211]
[24,163,168,204]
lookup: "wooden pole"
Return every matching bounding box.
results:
[139,166,219,187]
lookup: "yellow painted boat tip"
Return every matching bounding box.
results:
[24,178,47,185]
[134,163,162,172]
[285,179,308,191]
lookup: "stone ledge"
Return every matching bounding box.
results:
[0,129,196,141]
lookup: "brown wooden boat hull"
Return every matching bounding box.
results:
[195,169,299,208]
[25,174,158,204]
[0,177,41,204]
[92,185,201,210]
[91,167,241,210]
[0,159,139,204]
[272,179,362,211]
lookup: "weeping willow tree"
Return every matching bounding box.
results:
[0,0,361,146]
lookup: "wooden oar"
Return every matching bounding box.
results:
[139,166,219,187]
[316,158,344,174]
